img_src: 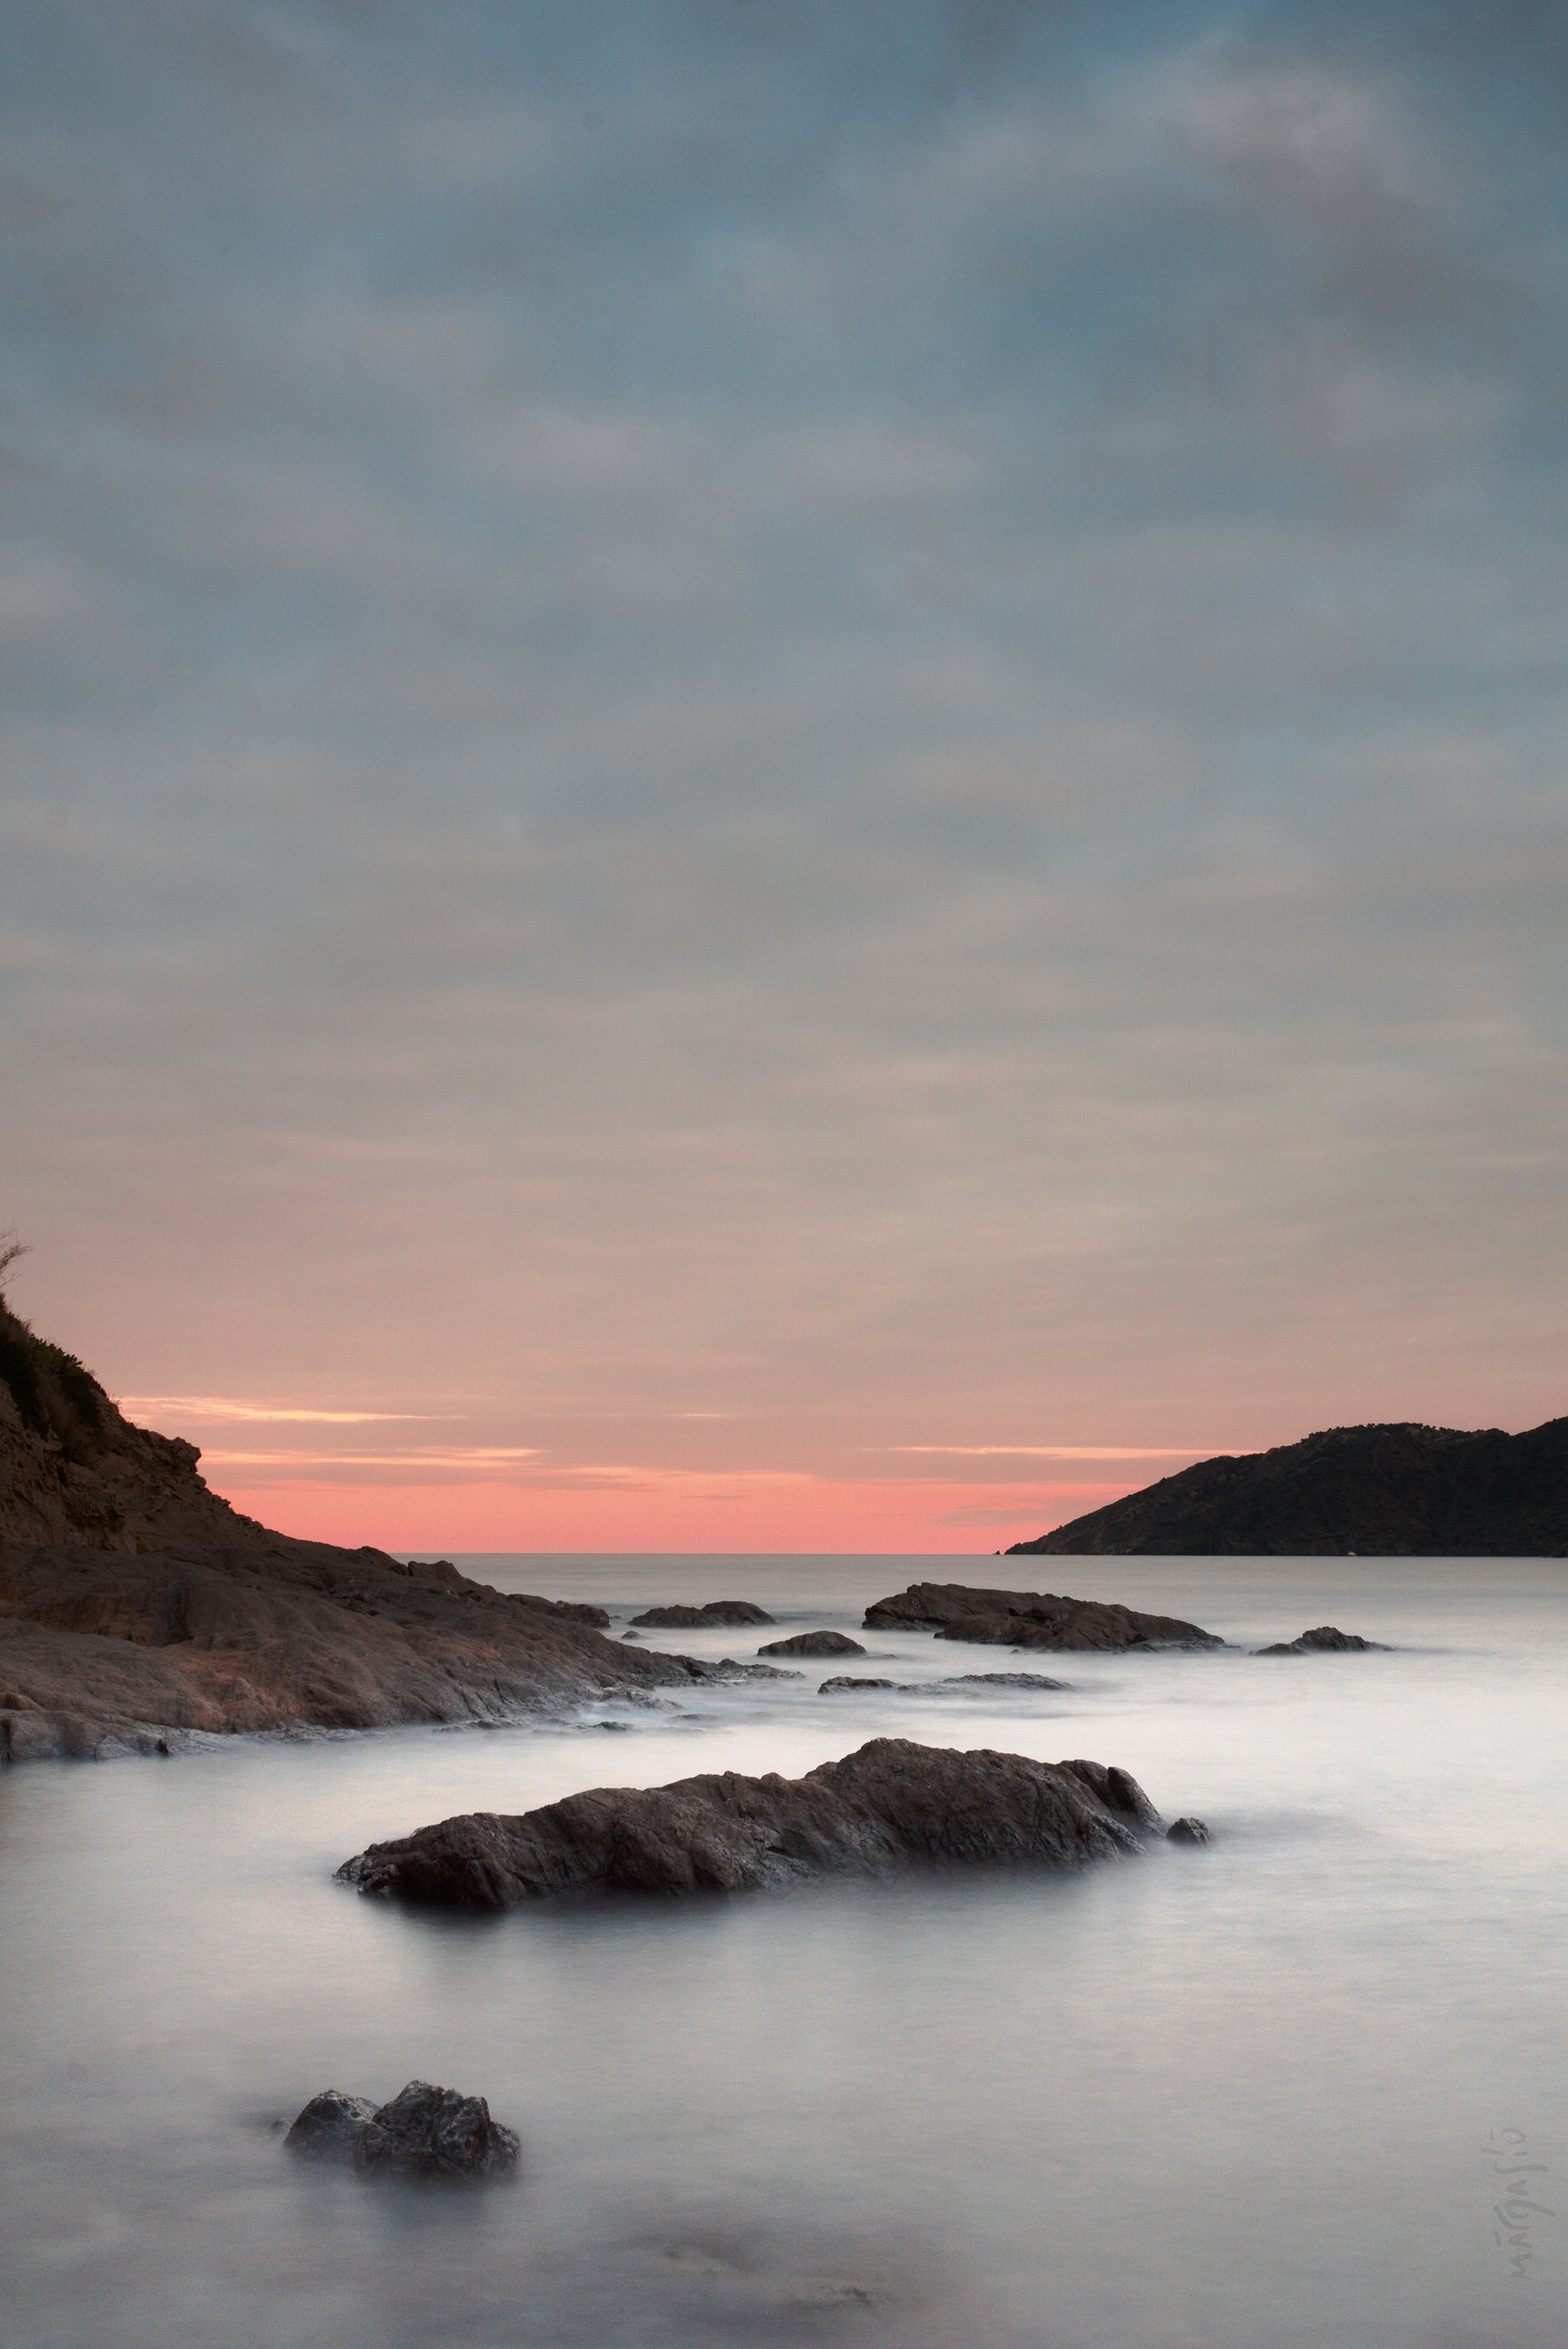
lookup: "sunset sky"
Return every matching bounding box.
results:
[4,1,1565,1551]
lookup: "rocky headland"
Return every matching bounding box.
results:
[862,1580,1220,1650]
[0,1294,768,1760]
[1006,1418,1568,1555]
[337,1736,1170,1907]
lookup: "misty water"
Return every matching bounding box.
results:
[3,1554,1564,2349]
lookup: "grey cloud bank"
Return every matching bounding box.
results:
[3,0,1565,1516]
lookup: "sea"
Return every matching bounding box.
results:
[2,1552,1564,2349]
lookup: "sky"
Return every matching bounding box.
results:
[3,0,1566,1552]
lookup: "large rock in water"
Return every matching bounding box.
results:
[336,1736,1165,1909]
[862,1581,1219,1651]
[286,2080,520,2179]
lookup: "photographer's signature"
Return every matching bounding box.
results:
[1483,2128,1554,2279]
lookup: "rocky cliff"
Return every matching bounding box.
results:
[1008,1418,1568,1556]
[0,1293,748,1760]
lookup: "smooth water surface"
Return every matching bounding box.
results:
[3,1553,1565,2348]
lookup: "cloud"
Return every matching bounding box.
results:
[3,0,1565,1540]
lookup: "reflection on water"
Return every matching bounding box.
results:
[2,1553,1565,2347]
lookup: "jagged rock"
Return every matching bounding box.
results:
[337,1736,1167,1909]
[1257,1625,1389,1655]
[284,2089,378,2160]
[757,1630,865,1658]
[1166,1817,1212,1845]
[630,1601,776,1628]
[286,2080,520,2178]
[862,1581,1219,1651]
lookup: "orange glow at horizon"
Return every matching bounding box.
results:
[212,1469,1143,1555]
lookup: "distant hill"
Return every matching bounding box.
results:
[1007,1419,1568,1557]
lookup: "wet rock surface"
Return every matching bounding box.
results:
[337,1736,1166,1909]
[629,1601,775,1628]
[1257,1625,1389,1654]
[862,1581,1220,1651]
[757,1629,866,1657]
[286,2080,520,2179]
[1166,1816,1212,1845]
[817,1675,919,1694]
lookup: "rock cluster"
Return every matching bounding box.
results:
[336,1736,1167,1909]
[862,1581,1219,1651]
[285,2079,520,2179]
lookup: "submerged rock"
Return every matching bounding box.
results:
[336,1736,1167,1910]
[1166,1816,1211,1845]
[817,1675,919,1694]
[862,1581,1219,1651]
[630,1601,776,1628]
[818,1670,1069,1695]
[285,2079,520,2179]
[1257,1625,1389,1655]
[939,1672,1071,1691]
[758,1629,865,1658]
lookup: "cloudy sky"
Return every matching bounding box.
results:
[4,0,1565,1550]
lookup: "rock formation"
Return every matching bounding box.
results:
[1256,1625,1389,1655]
[817,1675,919,1694]
[629,1601,775,1628]
[336,1736,1167,1908]
[0,1294,777,1760]
[862,1581,1219,1650]
[1005,1418,1568,1556]
[286,2080,520,2179]
[1166,1817,1212,1845]
[758,1629,866,1657]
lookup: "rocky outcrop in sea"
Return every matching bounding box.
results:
[862,1581,1219,1650]
[336,1736,1169,1908]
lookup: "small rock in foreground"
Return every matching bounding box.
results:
[1257,1626,1389,1655]
[758,1630,865,1658]
[285,2079,520,2180]
[1166,1817,1211,1845]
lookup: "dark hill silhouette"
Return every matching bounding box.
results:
[1007,1419,1568,1556]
